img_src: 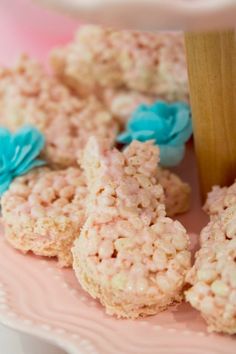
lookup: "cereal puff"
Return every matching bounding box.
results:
[1,167,87,267]
[73,139,191,318]
[51,25,188,101]
[0,56,117,168]
[186,206,236,334]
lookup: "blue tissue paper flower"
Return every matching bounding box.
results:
[0,125,46,196]
[117,100,192,167]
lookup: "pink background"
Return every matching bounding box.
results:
[0,0,79,66]
[1,0,235,66]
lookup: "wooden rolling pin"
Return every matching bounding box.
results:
[185,31,236,200]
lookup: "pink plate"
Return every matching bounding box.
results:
[0,145,235,354]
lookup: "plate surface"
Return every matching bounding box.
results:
[0,146,235,354]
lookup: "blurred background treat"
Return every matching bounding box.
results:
[50,26,189,127]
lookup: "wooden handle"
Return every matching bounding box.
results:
[185,31,236,201]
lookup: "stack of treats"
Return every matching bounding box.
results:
[7,25,235,326]
[73,138,191,318]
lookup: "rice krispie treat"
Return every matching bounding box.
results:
[204,182,236,219]
[73,138,191,318]
[186,206,236,334]
[200,205,236,245]
[51,25,188,100]
[1,167,87,267]
[0,56,117,168]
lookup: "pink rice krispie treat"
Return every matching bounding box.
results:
[73,138,191,318]
[157,168,191,217]
[0,56,117,168]
[204,182,236,219]
[186,206,236,334]
[1,167,87,267]
[51,25,188,100]
[200,205,236,245]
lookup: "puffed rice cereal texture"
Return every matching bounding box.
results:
[157,168,190,218]
[1,167,87,267]
[73,138,191,318]
[186,205,236,334]
[204,181,236,220]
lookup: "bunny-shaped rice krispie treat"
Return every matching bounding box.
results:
[73,139,191,318]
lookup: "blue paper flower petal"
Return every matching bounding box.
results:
[159,144,185,167]
[169,119,193,145]
[132,130,156,142]
[117,132,133,144]
[0,125,46,196]
[129,112,164,131]
[169,108,191,137]
[169,101,189,113]
[11,126,45,170]
[133,104,149,115]
[12,138,45,173]
[0,128,11,152]
[117,100,192,167]
[0,172,11,184]
[14,158,46,176]
[0,128,13,173]
[153,101,172,118]
[137,101,170,117]
[128,114,171,144]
